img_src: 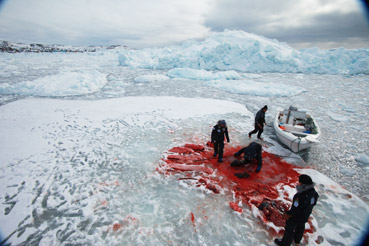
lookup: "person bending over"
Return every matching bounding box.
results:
[232,142,262,178]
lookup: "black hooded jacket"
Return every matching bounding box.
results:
[287,184,319,223]
[211,124,230,143]
[255,109,266,126]
[235,142,262,172]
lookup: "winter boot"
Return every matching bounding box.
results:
[274,238,282,246]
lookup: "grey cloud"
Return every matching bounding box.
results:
[203,0,296,31]
[0,17,142,46]
[1,0,368,49]
[204,0,369,49]
[270,11,369,48]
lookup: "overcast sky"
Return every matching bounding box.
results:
[0,0,368,49]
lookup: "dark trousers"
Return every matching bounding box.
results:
[249,123,263,139]
[213,141,224,160]
[280,218,306,246]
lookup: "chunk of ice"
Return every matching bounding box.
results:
[355,154,369,167]
[134,74,169,83]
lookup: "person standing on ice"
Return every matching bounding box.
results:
[211,120,230,163]
[249,105,268,140]
[274,174,319,246]
[232,142,262,178]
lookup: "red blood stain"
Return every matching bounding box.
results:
[315,235,324,244]
[98,181,120,187]
[112,223,122,231]
[304,219,315,234]
[184,143,205,151]
[123,215,137,222]
[167,154,205,164]
[158,142,316,237]
[229,202,243,213]
[168,146,195,154]
[110,216,138,233]
[205,183,220,194]
[190,212,196,231]
[167,163,214,174]
[259,199,289,227]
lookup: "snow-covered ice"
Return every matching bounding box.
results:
[0,70,107,96]
[0,97,253,245]
[165,68,305,97]
[206,79,306,97]
[167,68,241,81]
[0,29,368,245]
[118,30,369,75]
[134,74,169,83]
[355,154,369,168]
[0,97,368,245]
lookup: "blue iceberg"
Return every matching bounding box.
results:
[118,30,369,75]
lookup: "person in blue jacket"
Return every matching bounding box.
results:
[232,142,262,178]
[274,174,319,246]
[211,120,230,163]
[249,105,268,140]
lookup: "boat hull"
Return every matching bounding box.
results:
[273,111,321,153]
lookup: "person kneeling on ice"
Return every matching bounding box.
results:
[211,120,230,163]
[274,174,319,246]
[232,142,262,178]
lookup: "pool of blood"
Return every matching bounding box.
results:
[157,142,315,236]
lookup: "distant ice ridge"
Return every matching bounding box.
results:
[134,74,169,83]
[118,30,369,75]
[167,68,241,80]
[0,70,107,96]
[206,79,306,97]
[167,68,305,97]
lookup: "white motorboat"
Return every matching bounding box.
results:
[273,106,321,153]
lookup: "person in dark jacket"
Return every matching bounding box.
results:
[232,142,262,178]
[249,105,268,140]
[211,120,230,162]
[274,174,319,246]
